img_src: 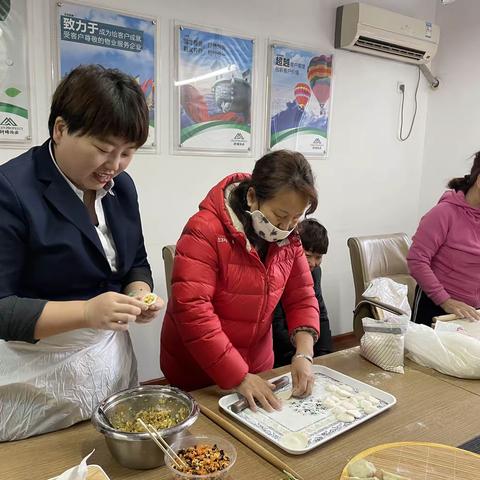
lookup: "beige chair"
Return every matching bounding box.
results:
[162,244,176,300]
[347,233,416,339]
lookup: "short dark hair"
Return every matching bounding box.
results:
[229,150,318,243]
[297,218,328,255]
[448,151,480,193]
[48,64,149,148]
[250,150,318,215]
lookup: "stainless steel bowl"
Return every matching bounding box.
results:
[92,385,200,469]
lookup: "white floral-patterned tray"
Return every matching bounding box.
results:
[218,366,396,454]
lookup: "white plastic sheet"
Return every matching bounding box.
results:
[405,320,480,379]
[0,329,137,441]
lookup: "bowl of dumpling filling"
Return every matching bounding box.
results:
[165,435,237,479]
[92,385,199,469]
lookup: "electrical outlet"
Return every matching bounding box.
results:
[397,82,405,94]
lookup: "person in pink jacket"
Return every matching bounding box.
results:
[407,152,480,326]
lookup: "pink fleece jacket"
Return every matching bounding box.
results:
[407,190,480,308]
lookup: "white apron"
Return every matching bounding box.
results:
[0,328,137,441]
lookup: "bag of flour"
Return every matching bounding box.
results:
[360,316,409,374]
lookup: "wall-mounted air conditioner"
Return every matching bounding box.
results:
[335,2,440,65]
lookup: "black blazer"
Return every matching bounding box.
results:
[0,140,152,341]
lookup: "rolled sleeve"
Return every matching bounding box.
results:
[0,296,47,343]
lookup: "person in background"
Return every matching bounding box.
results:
[407,152,480,326]
[161,150,320,412]
[272,219,333,367]
[0,65,164,441]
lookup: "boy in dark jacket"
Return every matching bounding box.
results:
[272,219,333,367]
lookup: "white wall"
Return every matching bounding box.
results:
[420,0,480,217]
[2,0,438,381]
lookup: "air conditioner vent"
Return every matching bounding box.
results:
[354,36,427,61]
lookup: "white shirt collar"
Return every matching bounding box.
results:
[48,140,115,200]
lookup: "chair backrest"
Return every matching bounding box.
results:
[347,232,416,307]
[347,233,416,337]
[162,245,176,300]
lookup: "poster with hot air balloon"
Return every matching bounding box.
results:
[56,2,157,148]
[268,44,332,157]
[0,0,31,143]
[175,25,254,154]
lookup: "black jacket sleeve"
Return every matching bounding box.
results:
[271,302,295,367]
[313,267,333,355]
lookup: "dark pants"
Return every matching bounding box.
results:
[411,286,446,327]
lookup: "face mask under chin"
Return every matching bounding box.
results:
[246,209,294,242]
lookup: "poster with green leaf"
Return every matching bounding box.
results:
[0,0,31,142]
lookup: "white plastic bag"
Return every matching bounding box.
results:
[363,277,411,319]
[405,320,480,378]
[360,316,409,374]
[0,329,137,441]
[49,450,95,480]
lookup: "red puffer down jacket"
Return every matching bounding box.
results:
[160,173,319,391]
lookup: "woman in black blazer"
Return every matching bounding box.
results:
[0,65,163,440]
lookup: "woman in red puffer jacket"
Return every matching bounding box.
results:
[161,150,320,411]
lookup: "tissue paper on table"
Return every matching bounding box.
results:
[49,450,94,480]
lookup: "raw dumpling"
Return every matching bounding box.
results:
[322,396,338,408]
[362,404,377,414]
[325,384,339,393]
[336,412,355,422]
[349,396,360,407]
[347,459,411,480]
[346,409,363,419]
[358,391,380,404]
[336,388,353,398]
[359,399,373,409]
[279,432,309,450]
[348,459,377,477]
[341,400,357,410]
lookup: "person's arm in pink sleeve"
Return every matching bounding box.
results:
[407,205,451,305]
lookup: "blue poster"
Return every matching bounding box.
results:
[177,26,253,153]
[57,2,156,147]
[269,45,332,156]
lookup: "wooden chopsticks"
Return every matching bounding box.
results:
[136,418,188,470]
[198,403,304,480]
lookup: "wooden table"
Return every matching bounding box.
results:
[193,348,480,480]
[2,348,479,480]
[0,411,279,480]
[406,359,480,397]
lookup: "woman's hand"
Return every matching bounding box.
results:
[83,292,147,330]
[132,293,165,324]
[440,298,480,320]
[235,373,282,412]
[291,355,315,398]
